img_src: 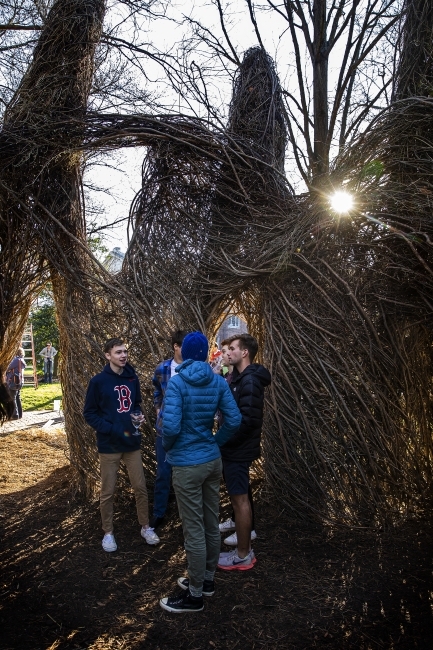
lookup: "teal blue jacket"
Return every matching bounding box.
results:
[162,359,241,467]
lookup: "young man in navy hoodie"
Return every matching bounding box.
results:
[84,338,160,552]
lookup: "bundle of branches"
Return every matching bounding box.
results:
[123,44,433,526]
[0,0,109,491]
[395,0,433,99]
[260,95,433,525]
[257,0,433,526]
[124,47,294,382]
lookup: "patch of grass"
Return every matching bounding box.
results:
[21,383,63,411]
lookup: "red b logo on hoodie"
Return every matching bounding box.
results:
[114,385,132,413]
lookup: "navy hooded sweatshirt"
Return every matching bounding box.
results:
[83,363,142,453]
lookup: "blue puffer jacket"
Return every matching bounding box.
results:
[162,359,241,467]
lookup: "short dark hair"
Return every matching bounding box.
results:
[230,333,258,362]
[221,337,233,347]
[104,337,125,353]
[171,330,188,349]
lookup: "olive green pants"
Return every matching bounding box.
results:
[172,457,222,589]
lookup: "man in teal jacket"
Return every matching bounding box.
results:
[159,331,241,614]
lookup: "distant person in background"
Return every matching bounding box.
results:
[6,347,26,419]
[0,376,14,425]
[209,343,222,373]
[150,329,188,530]
[39,342,57,383]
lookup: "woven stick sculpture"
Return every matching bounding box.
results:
[0,0,108,493]
[261,0,433,523]
[0,1,432,525]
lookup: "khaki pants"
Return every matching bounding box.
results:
[99,450,149,533]
[172,458,222,589]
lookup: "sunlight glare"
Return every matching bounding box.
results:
[329,191,354,214]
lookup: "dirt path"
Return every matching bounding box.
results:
[0,428,432,649]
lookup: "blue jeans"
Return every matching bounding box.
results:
[44,358,53,383]
[153,435,172,518]
[10,389,22,418]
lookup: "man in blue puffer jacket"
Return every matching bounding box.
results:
[159,331,241,614]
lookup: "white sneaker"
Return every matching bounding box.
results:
[219,518,236,532]
[224,530,257,546]
[141,526,160,545]
[218,548,256,571]
[102,532,117,552]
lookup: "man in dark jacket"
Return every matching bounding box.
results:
[218,334,271,571]
[84,338,160,553]
[159,332,241,613]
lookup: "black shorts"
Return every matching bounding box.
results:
[222,459,251,496]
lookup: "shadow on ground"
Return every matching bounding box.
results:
[0,466,432,649]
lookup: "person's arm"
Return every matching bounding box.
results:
[152,365,163,413]
[39,348,46,358]
[18,359,26,377]
[161,378,182,451]
[214,382,242,447]
[220,376,261,449]
[83,380,113,435]
[52,348,58,357]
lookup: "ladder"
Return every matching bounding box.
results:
[21,323,38,389]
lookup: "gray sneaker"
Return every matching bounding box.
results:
[224,530,257,546]
[219,517,236,532]
[102,533,117,552]
[217,548,256,571]
[141,526,160,545]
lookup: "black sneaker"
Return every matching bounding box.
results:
[149,515,164,530]
[177,577,215,596]
[160,589,204,613]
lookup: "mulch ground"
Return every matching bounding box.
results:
[0,428,432,650]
